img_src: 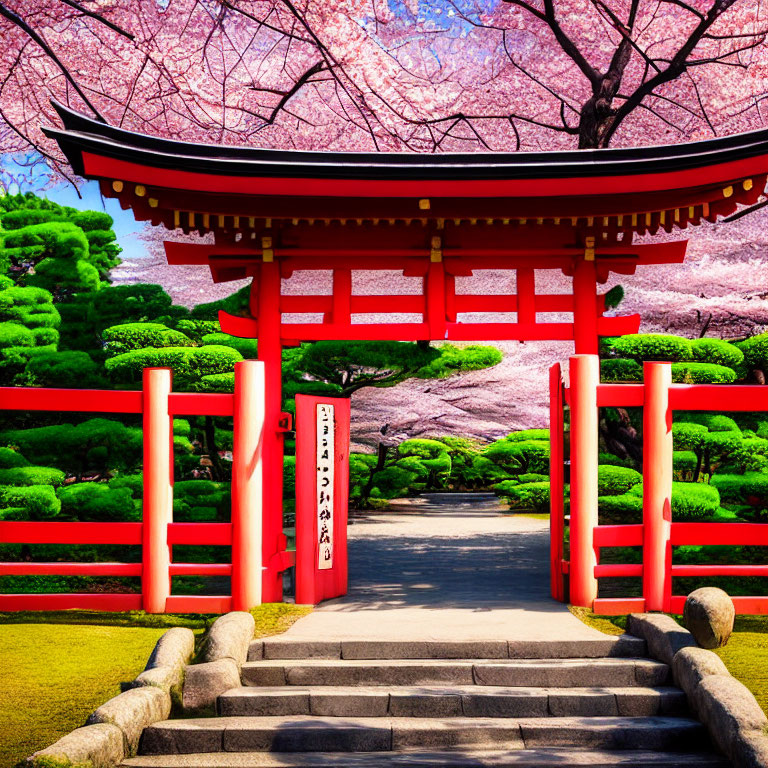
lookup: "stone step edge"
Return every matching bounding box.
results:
[121,748,728,768]
[249,637,646,661]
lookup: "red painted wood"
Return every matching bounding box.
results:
[281,295,333,313]
[573,260,599,354]
[84,151,768,198]
[425,262,447,339]
[332,270,352,324]
[669,386,768,411]
[594,564,643,577]
[0,593,143,611]
[671,565,768,577]
[516,268,536,324]
[592,597,646,615]
[0,562,142,576]
[167,523,232,546]
[282,323,432,342]
[447,322,574,341]
[0,522,142,545]
[169,392,234,416]
[596,384,645,407]
[164,595,232,613]
[169,563,233,576]
[597,315,641,336]
[549,363,565,602]
[0,387,142,413]
[593,524,644,548]
[295,394,351,605]
[670,523,768,547]
[669,595,768,615]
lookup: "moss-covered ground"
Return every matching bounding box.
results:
[570,607,768,715]
[0,604,311,767]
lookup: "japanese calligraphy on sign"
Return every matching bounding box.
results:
[316,404,335,570]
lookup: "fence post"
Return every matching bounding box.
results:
[569,354,600,607]
[549,362,565,601]
[142,367,173,614]
[231,360,265,610]
[643,361,673,611]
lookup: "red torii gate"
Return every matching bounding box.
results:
[46,102,768,605]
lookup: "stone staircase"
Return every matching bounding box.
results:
[122,637,729,767]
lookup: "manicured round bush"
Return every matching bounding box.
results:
[673,451,698,472]
[0,447,30,469]
[703,431,743,455]
[671,363,736,384]
[484,439,550,474]
[598,453,636,468]
[25,350,105,388]
[505,429,549,443]
[0,466,66,486]
[598,493,643,516]
[57,483,137,521]
[108,473,143,498]
[673,422,708,451]
[601,358,643,382]
[201,332,259,359]
[0,484,60,519]
[610,334,692,362]
[494,480,550,512]
[103,322,195,355]
[0,322,34,349]
[711,472,768,505]
[671,482,720,520]
[690,338,744,368]
[598,465,642,495]
[735,332,768,369]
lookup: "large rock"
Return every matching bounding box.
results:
[694,674,768,762]
[87,686,171,755]
[202,611,254,667]
[182,658,241,713]
[29,723,124,767]
[733,727,768,768]
[626,613,697,666]
[672,646,730,707]
[684,587,735,649]
[125,627,195,703]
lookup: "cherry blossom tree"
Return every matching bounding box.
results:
[0,0,766,181]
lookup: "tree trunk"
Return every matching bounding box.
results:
[203,415,225,481]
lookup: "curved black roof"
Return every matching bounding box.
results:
[44,101,768,182]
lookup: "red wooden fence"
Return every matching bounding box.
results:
[0,361,284,613]
[550,359,768,615]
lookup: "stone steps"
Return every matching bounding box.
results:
[137,715,707,755]
[122,747,728,767]
[251,637,647,661]
[218,685,687,718]
[241,658,669,688]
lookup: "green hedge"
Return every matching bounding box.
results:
[690,338,744,368]
[597,465,642,495]
[505,429,549,443]
[108,473,143,498]
[711,472,768,505]
[598,493,643,516]
[601,358,642,382]
[103,322,195,355]
[494,480,550,512]
[671,362,736,384]
[0,466,66,486]
[672,422,709,451]
[0,484,60,519]
[628,481,720,520]
[673,451,698,472]
[0,448,29,469]
[57,483,137,521]
[609,334,692,362]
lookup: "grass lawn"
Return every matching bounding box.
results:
[571,607,768,715]
[0,604,311,767]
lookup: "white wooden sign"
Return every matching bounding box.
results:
[316,404,335,570]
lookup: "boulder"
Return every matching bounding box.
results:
[202,611,255,667]
[87,686,171,755]
[732,727,768,768]
[683,587,735,649]
[671,646,730,708]
[144,626,195,672]
[694,674,768,762]
[182,658,241,713]
[626,613,696,666]
[29,723,124,768]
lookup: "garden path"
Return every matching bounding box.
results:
[284,493,605,642]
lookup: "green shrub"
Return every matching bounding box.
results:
[672,422,708,451]
[711,472,768,505]
[494,480,550,512]
[517,473,548,483]
[175,319,220,342]
[368,465,419,499]
[0,484,60,519]
[25,350,106,388]
[671,362,736,384]
[103,322,195,355]
[598,453,636,468]
[601,358,643,382]
[677,414,740,433]
[597,465,642,495]
[415,344,503,378]
[690,338,744,368]
[671,482,721,520]
[200,332,259,359]
[736,332,768,370]
[628,481,720,520]
[483,439,549,474]
[0,447,30,468]
[598,493,643,516]
[198,372,235,393]
[673,450,698,473]
[0,466,66,486]
[610,334,692,362]
[57,483,137,521]
[0,322,34,349]
[506,429,549,443]
[108,473,143,498]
